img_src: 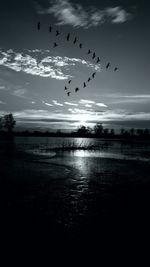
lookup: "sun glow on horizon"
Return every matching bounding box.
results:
[73,113,94,125]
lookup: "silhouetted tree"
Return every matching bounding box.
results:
[56,130,62,136]
[136,129,143,136]
[87,127,92,134]
[0,117,2,131]
[103,128,109,136]
[143,128,149,136]
[77,126,90,136]
[94,123,103,136]
[110,129,115,136]
[1,113,16,133]
[120,128,125,136]
[124,130,130,138]
[130,128,135,136]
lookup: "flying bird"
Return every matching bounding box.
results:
[67,33,70,41]
[49,26,52,32]
[106,63,110,69]
[37,22,40,30]
[68,80,72,84]
[87,77,91,82]
[88,49,92,54]
[56,30,60,36]
[53,42,58,48]
[67,92,71,96]
[65,86,68,90]
[75,88,79,92]
[97,57,100,63]
[114,67,118,71]
[92,72,96,79]
[83,82,87,88]
[92,52,96,59]
[73,37,77,44]
[79,43,83,49]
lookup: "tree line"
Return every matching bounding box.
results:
[0,113,16,134]
[0,113,150,139]
[75,123,150,138]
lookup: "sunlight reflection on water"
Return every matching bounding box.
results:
[64,150,150,162]
[14,137,150,163]
[71,150,125,159]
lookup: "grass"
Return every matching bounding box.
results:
[5,140,111,156]
[35,141,110,152]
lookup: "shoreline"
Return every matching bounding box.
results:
[1,133,150,143]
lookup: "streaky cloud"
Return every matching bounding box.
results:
[12,88,27,98]
[35,0,133,29]
[68,108,96,115]
[0,86,6,90]
[64,102,78,106]
[104,93,150,104]
[43,101,53,106]
[1,108,150,131]
[52,100,63,106]
[106,93,150,99]
[95,103,107,107]
[85,104,92,108]
[79,99,95,104]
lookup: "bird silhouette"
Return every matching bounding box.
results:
[97,57,100,63]
[92,52,96,59]
[87,77,91,82]
[49,26,52,32]
[83,82,87,88]
[53,42,58,48]
[67,33,70,41]
[73,37,77,44]
[75,88,79,92]
[67,92,71,96]
[79,43,83,49]
[56,30,60,36]
[37,22,40,30]
[106,63,110,69]
[65,86,68,90]
[92,72,96,79]
[88,49,92,54]
[68,80,72,84]
[114,67,118,71]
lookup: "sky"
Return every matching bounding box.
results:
[0,0,150,132]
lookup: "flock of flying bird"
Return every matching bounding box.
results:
[37,22,118,97]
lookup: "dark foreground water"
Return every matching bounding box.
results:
[2,137,150,256]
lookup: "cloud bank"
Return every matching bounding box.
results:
[0,48,100,80]
[36,0,132,28]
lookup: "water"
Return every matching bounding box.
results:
[2,137,150,244]
[14,136,150,162]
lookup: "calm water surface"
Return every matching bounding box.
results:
[2,137,150,244]
[15,136,150,161]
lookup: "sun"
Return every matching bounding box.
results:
[73,113,93,127]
